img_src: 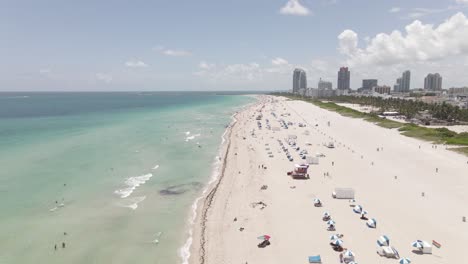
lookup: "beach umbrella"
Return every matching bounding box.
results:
[353,205,363,214]
[361,210,368,215]
[367,218,377,228]
[314,198,321,204]
[257,235,271,240]
[331,239,344,246]
[326,220,336,225]
[411,240,423,249]
[323,212,330,217]
[348,262,358,264]
[343,250,355,258]
[377,235,390,246]
[399,257,411,264]
[330,234,341,240]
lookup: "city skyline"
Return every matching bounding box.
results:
[2,1,468,91]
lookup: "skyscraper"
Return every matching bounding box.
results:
[424,73,442,91]
[362,79,378,90]
[393,70,411,92]
[337,67,350,90]
[401,70,411,92]
[293,68,307,94]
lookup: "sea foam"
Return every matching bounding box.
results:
[114,173,153,198]
[185,134,201,142]
[118,196,146,210]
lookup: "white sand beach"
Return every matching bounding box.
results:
[189,95,468,264]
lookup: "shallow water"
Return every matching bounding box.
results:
[0,92,254,264]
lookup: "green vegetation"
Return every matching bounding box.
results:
[328,95,468,122]
[451,147,468,155]
[275,94,468,156]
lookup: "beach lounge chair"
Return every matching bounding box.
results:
[308,255,322,263]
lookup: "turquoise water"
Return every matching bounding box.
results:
[0,92,254,264]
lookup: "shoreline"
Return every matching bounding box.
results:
[180,97,259,264]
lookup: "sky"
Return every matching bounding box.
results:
[2,0,468,91]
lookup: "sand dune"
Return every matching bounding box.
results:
[189,95,468,264]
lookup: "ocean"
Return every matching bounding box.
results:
[0,92,255,264]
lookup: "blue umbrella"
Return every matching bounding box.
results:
[353,205,363,214]
[411,240,423,249]
[343,250,355,257]
[366,218,377,228]
[399,257,411,264]
[331,239,344,246]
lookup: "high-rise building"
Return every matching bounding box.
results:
[394,78,402,92]
[337,67,350,90]
[424,73,442,91]
[362,79,378,90]
[374,85,391,94]
[401,70,411,92]
[393,70,411,92]
[318,78,333,90]
[293,68,307,94]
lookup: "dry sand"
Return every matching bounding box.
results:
[189,95,468,264]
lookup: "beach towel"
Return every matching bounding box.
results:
[308,255,322,263]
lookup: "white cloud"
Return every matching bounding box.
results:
[195,61,264,81]
[280,0,310,16]
[338,12,468,67]
[125,60,148,68]
[271,57,289,65]
[39,68,51,74]
[337,30,359,55]
[389,7,401,13]
[96,73,113,83]
[456,0,468,4]
[153,45,192,57]
[199,61,215,70]
[162,49,192,57]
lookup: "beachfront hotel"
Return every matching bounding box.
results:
[293,68,307,94]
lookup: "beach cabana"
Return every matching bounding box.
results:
[377,235,390,246]
[377,246,399,259]
[353,205,363,214]
[411,240,432,254]
[367,218,377,228]
[399,257,411,264]
[308,255,322,263]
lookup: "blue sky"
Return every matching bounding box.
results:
[2,0,468,91]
